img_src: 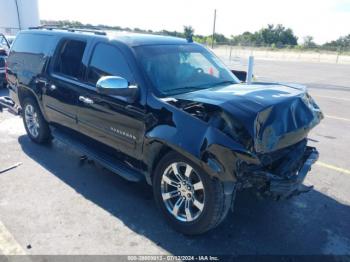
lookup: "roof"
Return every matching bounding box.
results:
[106,31,189,46]
[24,28,190,47]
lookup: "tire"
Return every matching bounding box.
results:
[153,151,232,235]
[22,97,51,144]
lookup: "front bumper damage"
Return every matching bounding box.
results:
[245,146,319,200]
[268,147,318,199]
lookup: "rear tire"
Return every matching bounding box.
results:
[153,151,232,235]
[22,97,51,144]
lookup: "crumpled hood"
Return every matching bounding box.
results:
[174,82,323,153]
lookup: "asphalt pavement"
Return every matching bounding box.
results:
[0,60,349,256]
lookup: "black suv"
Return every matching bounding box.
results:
[6,28,323,235]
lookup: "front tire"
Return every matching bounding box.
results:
[153,151,232,235]
[22,97,51,144]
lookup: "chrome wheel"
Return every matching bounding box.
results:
[161,162,205,222]
[24,104,40,138]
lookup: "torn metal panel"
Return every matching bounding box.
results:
[173,82,323,154]
[144,81,322,199]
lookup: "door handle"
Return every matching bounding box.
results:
[36,79,56,91]
[35,79,48,85]
[49,84,57,91]
[79,96,94,105]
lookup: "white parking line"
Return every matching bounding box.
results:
[325,115,350,122]
[313,95,350,102]
[0,220,26,255]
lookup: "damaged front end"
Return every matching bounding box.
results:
[166,82,323,200]
[240,140,319,200]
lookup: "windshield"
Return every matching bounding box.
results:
[135,44,239,96]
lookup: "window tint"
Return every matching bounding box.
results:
[87,43,134,85]
[11,33,53,55]
[8,33,55,75]
[54,39,86,79]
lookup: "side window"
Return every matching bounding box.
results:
[53,39,86,79]
[7,33,55,78]
[10,33,52,54]
[87,43,134,85]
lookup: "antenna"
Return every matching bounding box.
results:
[211,9,217,49]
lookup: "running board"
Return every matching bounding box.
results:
[51,128,144,182]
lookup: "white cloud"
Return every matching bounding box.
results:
[39,0,350,44]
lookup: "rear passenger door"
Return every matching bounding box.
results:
[77,42,146,159]
[43,37,90,131]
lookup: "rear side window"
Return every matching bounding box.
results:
[8,33,54,74]
[53,39,86,79]
[87,43,134,85]
[11,33,51,54]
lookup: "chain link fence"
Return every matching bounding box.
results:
[209,43,350,65]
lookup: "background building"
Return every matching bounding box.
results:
[0,0,40,35]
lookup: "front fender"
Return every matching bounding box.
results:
[143,102,258,183]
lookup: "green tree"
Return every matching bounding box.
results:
[231,31,263,46]
[302,36,317,48]
[230,24,298,47]
[213,33,229,44]
[183,26,194,41]
[322,34,350,52]
[259,24,298,47]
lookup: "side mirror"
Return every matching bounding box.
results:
[96,76,138,100]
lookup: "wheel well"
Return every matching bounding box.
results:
[149,144,173,184]
[18,87,36,107]
[17,87,48,121]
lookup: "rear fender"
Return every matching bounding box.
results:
[16,84,49,121]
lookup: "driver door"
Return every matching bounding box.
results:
[77,42,146,159]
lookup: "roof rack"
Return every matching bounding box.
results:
[28,25,107,36]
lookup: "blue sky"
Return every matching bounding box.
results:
[38,0,350,44]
